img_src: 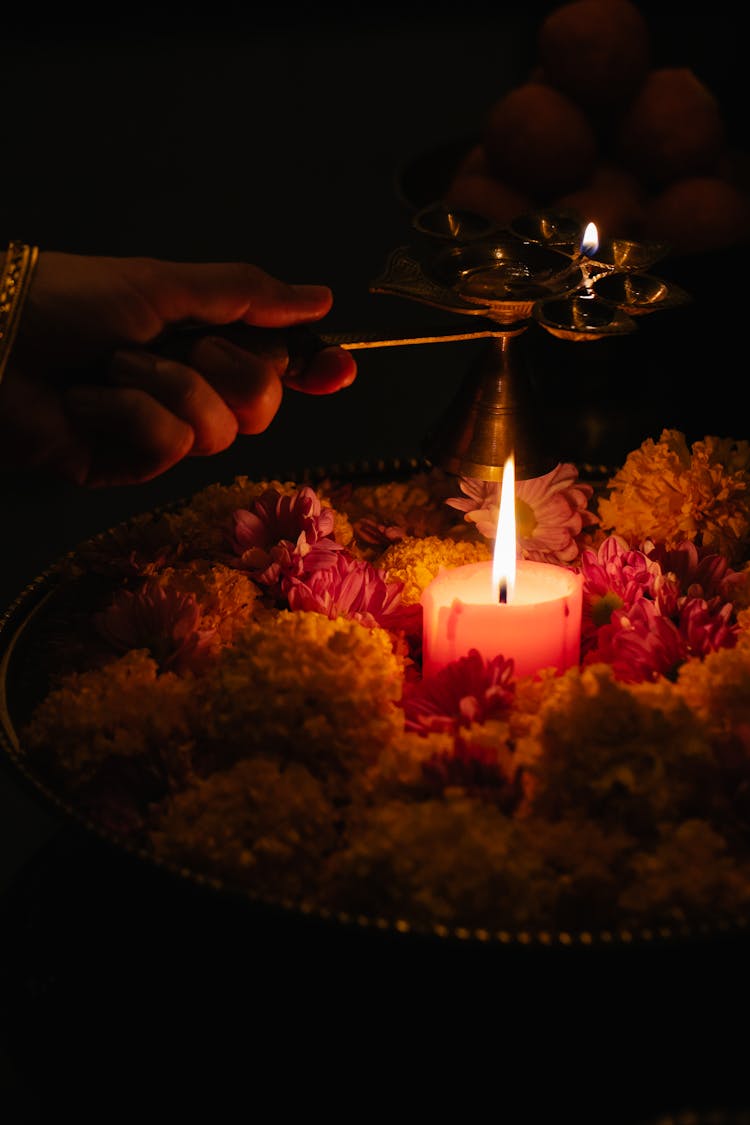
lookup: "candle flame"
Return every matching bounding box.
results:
[581,221,599,257]
[492,453,516,603]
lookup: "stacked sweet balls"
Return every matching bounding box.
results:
[445,0,750,254]
[21,429,750,936]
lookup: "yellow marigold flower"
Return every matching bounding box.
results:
[163,477,299,556]
[618,821,750,924]
[738,606,750,642]
[321,796,632,932]
[22,650,194,782]
[321,795,524,929]
[377,536,492,604]
[731,566,750,613]
[514,663,716,828]
[676,642,750,739]
[366,728,455,795]
[330,509,355,547]
[190,611,404,780]
[598,425,750,562]
[346,472,470,541]
[597,429,750,563]
[510,668,558,723]
[151,560,263,644]
[347,477,434,522]
[150,756,337,900]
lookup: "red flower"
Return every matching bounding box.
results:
[422,732,514,797]
[584,600,687,683]
[677,597,738,659]
[645,539,740,618]
[584,598,738,684]
[401,649,515,734]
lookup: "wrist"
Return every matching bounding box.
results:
[0,241,39,384]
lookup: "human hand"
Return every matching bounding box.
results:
[0,251,357,487]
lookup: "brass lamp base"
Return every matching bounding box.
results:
[422,333,556,481]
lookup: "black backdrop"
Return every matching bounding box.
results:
[1,7,748,1122]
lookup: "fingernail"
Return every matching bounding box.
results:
[291,284,332,302]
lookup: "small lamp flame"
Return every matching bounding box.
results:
[492,453,516,604]
[579,221,599,296]
[581,221,599,257]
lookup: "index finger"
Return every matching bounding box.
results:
[143,261,335,331]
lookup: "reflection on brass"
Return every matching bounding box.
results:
[412,204,496,241]
[593,236,670,272]
[593,272,692,315]
[370,208,690,481]
[370,246,494,316]
[508,208,585,250]
[371,236,583,329]
[422,334,557,481]
[534,293,637,340]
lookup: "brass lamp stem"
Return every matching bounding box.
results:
[422,332,556,482]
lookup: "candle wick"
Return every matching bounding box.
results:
[498,579,507,605]
[580,259,595,297]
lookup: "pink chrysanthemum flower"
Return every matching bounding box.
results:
[95,578,218,674]
[446,462,597,564]
[579,535,660,651]
[582,539,741,682]
[401,649,515,734]
[228,485,341,566]
[285,552,421,636]
[584,600,687,683]
[78,518,179,579]
[644,540,741,618]
[676,597,738,659]
[227,485,345,596]
[255,536,346,599]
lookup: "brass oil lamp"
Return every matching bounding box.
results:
[367,205,690,481]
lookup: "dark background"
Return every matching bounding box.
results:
[1,5,748,1122]
[2,1,747,615]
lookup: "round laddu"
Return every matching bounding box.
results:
[452,143,489,178]
[554,163,645,239]
[482,82,598,200]
[616,67,727,188]
[445,173,532,226]
[537,0,652,114]
[642,176,750,254]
